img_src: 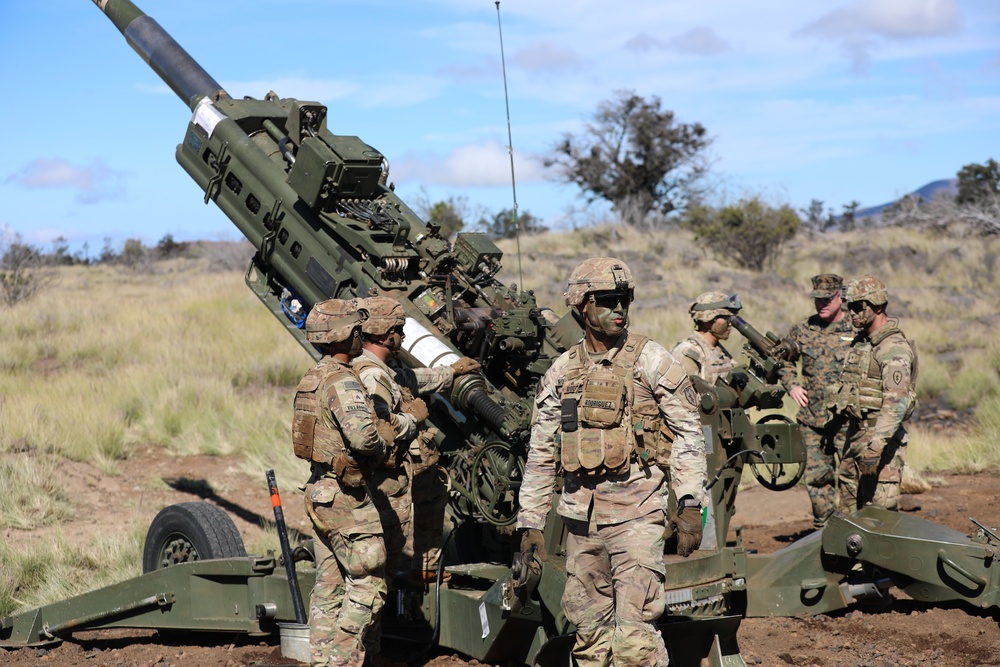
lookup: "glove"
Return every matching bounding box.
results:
[403,397,429,423]
[375,419,396,444]
[450,356,481,377]
[670,501,703,558]
[855,437,885,479]
[520,528,548,564]
[332,451,364,488]
[662,518,676,543]
[857,447,883,479]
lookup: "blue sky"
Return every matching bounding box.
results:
[1,0,998,253]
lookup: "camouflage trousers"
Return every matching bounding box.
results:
[837,424,905,512]
[803,421,844,527]
[563,511,669,667]
[406,463,448,572]
[305,476,387,667]
[370,467,412,578]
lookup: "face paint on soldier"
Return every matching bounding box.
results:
[848,300,875,330]
[583,291,630,336]
[709,314,733,340]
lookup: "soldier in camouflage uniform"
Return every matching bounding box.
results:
[671,292,742,385]
[292,298,390,667]
[516,258,708,667]
[778,274,855,527]
[351,296,480,585]
[827,276,917,511]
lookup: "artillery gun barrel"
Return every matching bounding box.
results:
[93,0,224,108]
[732,314,797,362]
[731,315,773,356]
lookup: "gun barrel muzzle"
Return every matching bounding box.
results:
[93,0,224,108]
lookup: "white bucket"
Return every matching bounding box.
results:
[278,622,311,664]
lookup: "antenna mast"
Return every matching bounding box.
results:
[495,1,522,288]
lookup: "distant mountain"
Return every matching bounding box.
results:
[855,178,959,219]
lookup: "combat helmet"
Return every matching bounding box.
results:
[844,275,888,306]
[689,292,742,323]
[360,296,405,336]
[564,257,634,307]
[305,298,369,344]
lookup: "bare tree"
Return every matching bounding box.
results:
[544,90,711,228]
[881,193,1000,236]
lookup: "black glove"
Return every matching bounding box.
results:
[670,499,703,558]
[520,528,547,564]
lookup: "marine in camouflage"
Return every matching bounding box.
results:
[777,274,855,526]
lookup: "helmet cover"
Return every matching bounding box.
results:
[360,296,405,336]
[305,298,369,344]
[564,257,635,306]
[844,275,888,306]
[689,292,742,323]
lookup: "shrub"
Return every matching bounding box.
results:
[683,196,800,271]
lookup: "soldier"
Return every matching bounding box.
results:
[777,274,855,528]
[351,296,480,585]
[516,258,707,667]
[292,298,390,667]
[827,276,918,511]
[671,291,742,385]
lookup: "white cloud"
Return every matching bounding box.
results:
[4,159,125,204]
[797,0,961,71]
[392,140,547,187]
[512,42,584,73]
[625,27,731,56]
[800,0,959,40]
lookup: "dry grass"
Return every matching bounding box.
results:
[498,224,1000,472]
[0,224,998,613]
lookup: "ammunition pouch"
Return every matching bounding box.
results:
[559,335,650,476]
[635,414,674,468]
[374,419,407,469]
[292,360,351,465]
[408,427,441,476]
[333,451,365,488]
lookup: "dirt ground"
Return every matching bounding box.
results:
[2,446,998,667]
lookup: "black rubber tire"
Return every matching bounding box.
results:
[142,502,247,573]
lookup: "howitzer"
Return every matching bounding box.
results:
[90,0,580,527]
[3,2,998,665]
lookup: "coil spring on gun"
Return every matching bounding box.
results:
[380,257,408,280]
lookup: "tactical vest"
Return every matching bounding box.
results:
[679,334,733,385]
[351,356,409,469]
[559,335,672,475]
[829,323,917,421]
[292,358,353,465]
